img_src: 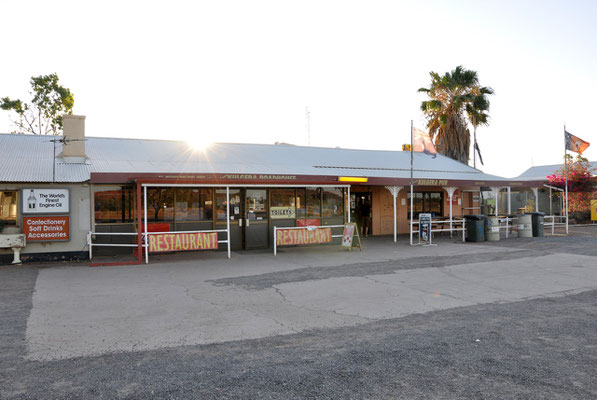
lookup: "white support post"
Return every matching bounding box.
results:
[144,185,149,264]
[273,227,277,256]
[226,186,231,259]
[490,187,500,217]
[531,187,539,212]
[87,232,92,260]
[549,187,553,216]
[385,186,403,243]
[443,187,456,238]
[507,186,511,215]
[462,219,466,242]
[347,186,351,223]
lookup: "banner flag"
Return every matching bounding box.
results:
[413,128,438,157]
[565,131,590,154]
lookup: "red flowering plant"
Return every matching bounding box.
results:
[547,155,595,217]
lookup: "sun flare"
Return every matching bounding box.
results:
[187,138,212,152]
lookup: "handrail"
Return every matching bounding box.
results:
[88,227,231,263]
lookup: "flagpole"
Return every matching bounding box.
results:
[564,125,569,234]
[410,120,414,245]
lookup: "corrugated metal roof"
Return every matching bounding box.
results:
[515,161,597,181]
[0,133,509,183]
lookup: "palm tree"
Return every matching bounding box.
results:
[418,66,493,165]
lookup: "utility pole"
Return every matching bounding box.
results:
[306,106,311,146]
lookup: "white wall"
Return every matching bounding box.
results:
[0,183,92,258]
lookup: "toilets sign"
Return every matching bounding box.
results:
[22,189,69,214]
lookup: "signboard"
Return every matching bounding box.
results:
[22,189,69,214]
[276,227,332,246]
[341,222,362,251]
[147,232,218,253]
[419,213,432,245]
[23,216,70,241]
[270,206,296,219]
[591,200,597,221]
[297,218,320,227]
[342,223,356,248]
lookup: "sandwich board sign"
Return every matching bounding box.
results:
[342,222,362,251]
[419,213,432,245]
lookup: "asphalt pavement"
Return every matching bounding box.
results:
[2,230,597,399]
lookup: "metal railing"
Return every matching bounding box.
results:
[87,231,140,260]
[88,228,231,263]
[273,224,345,255]
[544,215,568,235]
[410,219,466,243]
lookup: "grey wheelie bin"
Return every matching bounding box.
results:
[464,215,486,242]
[530,212,546,237]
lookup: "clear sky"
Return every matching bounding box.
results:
[1,0,595,178]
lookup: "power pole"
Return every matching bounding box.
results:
[306,106,311,146]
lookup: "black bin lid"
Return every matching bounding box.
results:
[463,214,486,220]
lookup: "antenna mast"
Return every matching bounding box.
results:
[305,106,311,145]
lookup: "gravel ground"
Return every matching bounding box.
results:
[2,263,597,399]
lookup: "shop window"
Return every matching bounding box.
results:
[322,187,344,218]
[270,189,296,219]
[147,188,174,222]
[215,189,241,221]
[0,191,18,225]
[407,192,443,218]
[296,187,321,218]
[94,186,136,223]
[175,188,213,221]
[246,189,268,220]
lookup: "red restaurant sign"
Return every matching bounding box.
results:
[23,216,70,241]
[276,227,332,246]
[147,232,218,253]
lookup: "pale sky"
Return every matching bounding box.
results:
[1,0,595,178]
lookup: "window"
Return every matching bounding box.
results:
[270,189,296,219]
[0,191,18,225]
[147,188,174,222]
[215,189,241,221]
[322,187,344,218]
[174,188,213,221]
[94,186,135,223]
[407,191,443,218]
[296,187,321,218]
[245,189,267,220]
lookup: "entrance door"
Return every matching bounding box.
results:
[243,189,268,250]
[350,192,372,227]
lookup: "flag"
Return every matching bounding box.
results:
[474,141,484,165]
[565,131,590,154]
[413,128,437,157]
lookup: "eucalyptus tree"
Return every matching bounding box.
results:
[418,66,493,165]
[1,73,74,135]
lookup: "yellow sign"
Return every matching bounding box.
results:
[338,176,368,183]
[276,227,332,246]
[148,232,218,253]
[416,179,448,186]
[591,200,597,221]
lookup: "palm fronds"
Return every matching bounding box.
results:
[418,66,493,164]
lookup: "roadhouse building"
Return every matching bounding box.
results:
[0,115,554,264]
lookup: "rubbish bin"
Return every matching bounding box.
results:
[517,214,532,238]
[485,216,500,241]
[464,215,486,242]
[530,212,545,237]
